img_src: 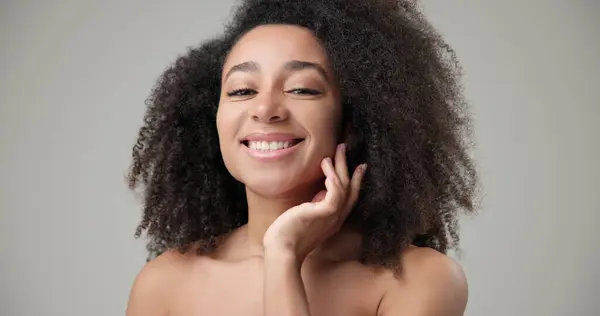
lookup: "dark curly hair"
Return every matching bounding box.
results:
[128,0,478,269]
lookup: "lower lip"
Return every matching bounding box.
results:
[242,142,302,161]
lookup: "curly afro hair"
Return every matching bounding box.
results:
[128,0,479,269]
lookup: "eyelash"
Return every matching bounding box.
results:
[288,88,321,95]
[227,88,256,97]
[226,88,322,97]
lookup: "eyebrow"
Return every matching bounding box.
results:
[284,60,330,82]
[224,61,260,80]
[223,60,331,82]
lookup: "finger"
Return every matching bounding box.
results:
[322,157,341,188]
[333,143,349,187]
[320,158,344,214]
[340,163,367,220]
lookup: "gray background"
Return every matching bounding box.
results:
[1,0,599,315]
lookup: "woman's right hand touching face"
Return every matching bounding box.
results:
[262,143,367,262]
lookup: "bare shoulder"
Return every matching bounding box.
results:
[126,250,193,316]
[377,247,468,316]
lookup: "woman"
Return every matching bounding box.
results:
[126,0,478,315]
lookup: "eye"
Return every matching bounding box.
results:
[227,88,257,97]
[286,88,322,95]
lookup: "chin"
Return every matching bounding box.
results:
[241,171,322,199]
[243,176,298,198]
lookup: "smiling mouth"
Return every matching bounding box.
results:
[241,139,305,152]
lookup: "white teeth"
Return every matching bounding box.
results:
[248,141,293,151]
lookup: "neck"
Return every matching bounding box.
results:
[244,183,322,253]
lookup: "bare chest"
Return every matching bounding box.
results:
[168,259,382,316]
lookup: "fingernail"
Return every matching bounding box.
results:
[338,143,346,153]
[359,164,368,172]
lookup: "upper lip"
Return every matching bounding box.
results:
[241,132,304,142]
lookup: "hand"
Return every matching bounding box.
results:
[263,143,367,262]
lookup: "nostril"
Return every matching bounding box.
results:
[251,114,284,122]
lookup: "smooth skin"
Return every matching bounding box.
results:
[126,25,468,316]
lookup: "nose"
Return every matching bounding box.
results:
[248,91,288,123]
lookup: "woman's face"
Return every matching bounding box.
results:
[217,24,342,198]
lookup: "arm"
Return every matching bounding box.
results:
[263,250,311,316]
[378,251,468,316]
[261,145,366,316]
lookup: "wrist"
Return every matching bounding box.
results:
[264,246,303,267]
[263,235,296,257]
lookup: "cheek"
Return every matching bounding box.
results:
[312,120,338,145]
[216,105,241,141]
[305,106,342,153]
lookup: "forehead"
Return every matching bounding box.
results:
[223,24,331,73]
